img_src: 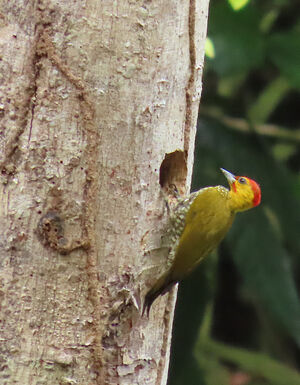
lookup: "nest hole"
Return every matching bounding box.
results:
[159,150,187,196]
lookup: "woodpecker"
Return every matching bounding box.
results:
[143,168,261,316]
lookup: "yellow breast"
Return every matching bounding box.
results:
[171,187,234,279]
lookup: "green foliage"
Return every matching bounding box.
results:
[169,0,300,384]
[205,38,216,59]
[207,3,264,75]
[233,210,300,344]
[227,0,250,12]
[267,32,300,89]
[247,76,290,124]
[196,338,300,385]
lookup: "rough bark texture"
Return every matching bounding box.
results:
[0,1,209,384]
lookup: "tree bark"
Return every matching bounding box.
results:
[0,1,209,384]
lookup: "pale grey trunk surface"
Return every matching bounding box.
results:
[0,1,209,384]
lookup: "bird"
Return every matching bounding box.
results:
[143,168,261,316]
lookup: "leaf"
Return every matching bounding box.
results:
[228,0,250,11]
[196,338,300,385]
[205,37,216,59]
[207,3,265,75]
[272,143,297,161]
[231,210,300,345]
[247,76,291,124]
[195,351,231,385]
[267,32,300,89]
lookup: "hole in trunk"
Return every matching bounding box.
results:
[159,150,187,196]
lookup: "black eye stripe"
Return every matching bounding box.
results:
[238,177,247,184]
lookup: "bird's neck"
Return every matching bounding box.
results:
[228,189,253,212]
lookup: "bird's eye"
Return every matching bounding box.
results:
[238,177,247,184]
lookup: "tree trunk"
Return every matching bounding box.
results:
[0,1,209,384]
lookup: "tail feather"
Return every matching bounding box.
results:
[142,270,176,317]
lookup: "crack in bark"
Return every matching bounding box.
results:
[28,89,36,144]
[27,34,40,144]
[184,0,196,154]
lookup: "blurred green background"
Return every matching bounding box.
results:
[169,0,300,384]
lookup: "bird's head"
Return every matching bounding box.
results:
[221,168,261,212]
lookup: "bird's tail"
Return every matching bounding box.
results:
[142,269,176,317]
